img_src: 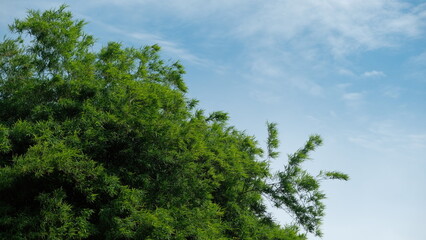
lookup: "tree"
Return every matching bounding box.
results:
[0,5,348,239]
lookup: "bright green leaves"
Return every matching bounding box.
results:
[0,38,33,82]
[38,189,95,239]
[97,42,187,93]
[267,121,279,159]
[10,4,94,75]
[319,170,350,181]
[0,38,37,122]
[1,137,121,198]
[289,134,322,166]
[168,202,226,239]
[266,132,349,237]
[206,111,229,122]
[98,189,223,239]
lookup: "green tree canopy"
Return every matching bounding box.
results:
[0,5,348,239]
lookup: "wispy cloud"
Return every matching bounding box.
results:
[246,56,324,98]
[290,77,323,96]
[363,70,386,77]
[341,92,365,108]
[343,92,364,101]
[235,0,426,57]
[250,90,282,104]
[128,32,208,66]
[349,120,426,152]
[409,51,426,66]
[87,20,208,66]
[382,86,401,98]
[338,68,356,77]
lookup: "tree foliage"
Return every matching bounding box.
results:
[0,6,348,239]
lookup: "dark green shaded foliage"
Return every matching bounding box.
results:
[0,5,347,239]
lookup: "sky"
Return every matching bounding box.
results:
[1,1,425,239]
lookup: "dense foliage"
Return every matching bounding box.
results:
[0,6,348,239]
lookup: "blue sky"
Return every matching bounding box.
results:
[1,1,425,239]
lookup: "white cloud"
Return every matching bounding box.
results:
[338,68,356,76]
[342,92,365,108]
[382,86,401,98]
[363,70,386,77]
[342,92,363,101]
